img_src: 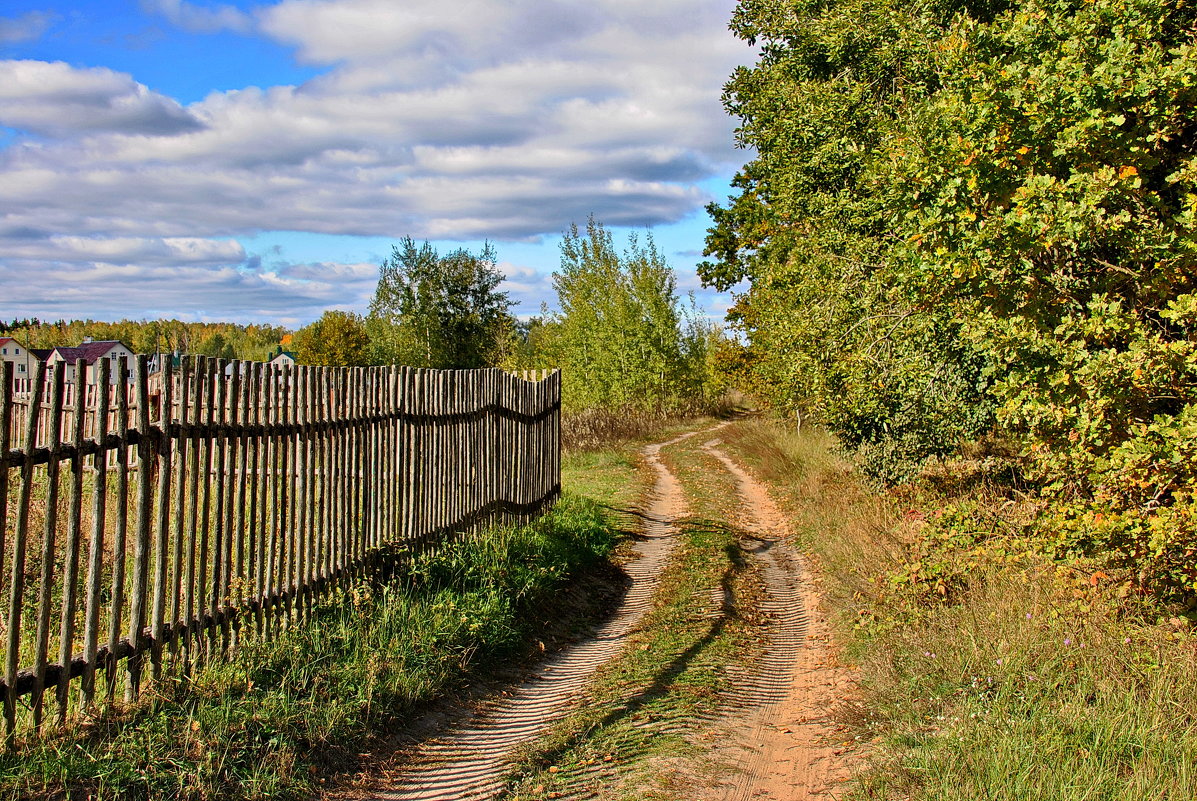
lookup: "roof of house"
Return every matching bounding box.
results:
[29,348,52,362]
[50,340,132,365]
[0,336,21,348]
[268,350,297,363]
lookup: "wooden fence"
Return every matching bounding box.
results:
[0,356,561,742]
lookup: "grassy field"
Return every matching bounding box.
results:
[719,418,1197,801]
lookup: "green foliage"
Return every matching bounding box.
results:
[548,217,715,410]
[292,310,371,367]
[367,239,514,368]
[703,0,996,482]
[500,316,559,372]
[193,331,237,360]
[0,318,288,361]
[885,0,1197,594]
[709,0,1197,594]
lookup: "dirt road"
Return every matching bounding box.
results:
[332,424,855,800]
[338,431,699,800]
[701,437,853,800]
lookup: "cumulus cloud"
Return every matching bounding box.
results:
[2,235,245,267]
[0,252,377,325]
[0,11,55,43]
[0,60,205,136]
[0,0,752,323]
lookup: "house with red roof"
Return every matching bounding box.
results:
[45,339,137,384]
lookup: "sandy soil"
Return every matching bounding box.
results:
[699,437,857,801]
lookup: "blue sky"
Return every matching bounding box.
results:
[0,0,753,327]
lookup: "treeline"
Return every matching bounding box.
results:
[295,218,726,415]
[0,319,289,361]
[704,0,1196,597]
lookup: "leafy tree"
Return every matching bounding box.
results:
[367,239,514,368]
[193,331,236,360]
[500,316,561,371]
[293,310,370,367]
[885,0,1197,593]
[551,218,708,410]
[702,0,996,482]
[707,0,1197,594]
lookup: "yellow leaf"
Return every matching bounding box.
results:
[1017,146,1030,155]
[1118,165,1139,180]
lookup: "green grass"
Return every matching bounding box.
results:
[0,493,618,801]
[719,416,1197,801]
[502,427,767,800]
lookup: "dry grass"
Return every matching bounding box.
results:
[561,396,740,453]
[719,416,1197,801]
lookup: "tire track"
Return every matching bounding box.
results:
[340,431,699,801]
[700,438,852,801]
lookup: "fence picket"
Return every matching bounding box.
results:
[31,363,66,728]
[124,356,154,702]
[0,363,560,742]
[150,358,174,684]
[79,358,110,708]
[56,362,87,723]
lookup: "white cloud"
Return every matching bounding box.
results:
[0,0,753,324]
[140,0,253,34]
[0,11,55,43]
[0,60,204,136]
[0,254,376,324]
[46,236,246,266]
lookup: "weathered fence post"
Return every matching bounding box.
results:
[0,362,562,741]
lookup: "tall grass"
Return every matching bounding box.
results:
[0,494,616,800]
[561,395,739,453]
[720,417,1197,800]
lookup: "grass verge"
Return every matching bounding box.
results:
[0,492,617,801]
[719,417,1197,801]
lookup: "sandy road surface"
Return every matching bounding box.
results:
[701,437,854,801]
[333,425,856,801]
[335,431,699,800]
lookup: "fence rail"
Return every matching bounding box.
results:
[0,356,561,742]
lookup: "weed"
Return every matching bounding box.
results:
[720,416,1197,800]
[0,491,617,800]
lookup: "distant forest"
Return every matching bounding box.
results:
[0,318,290,362]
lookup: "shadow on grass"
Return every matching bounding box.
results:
[515,515,754,775]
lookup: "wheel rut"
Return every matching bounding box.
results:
[700,438,853,801]
[335,430,699,801]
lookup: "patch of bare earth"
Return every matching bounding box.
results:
[699,438,858,801]
[326,431,698,801]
